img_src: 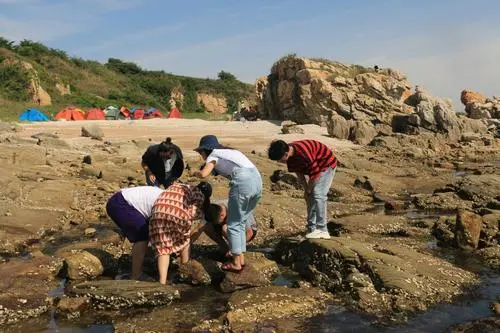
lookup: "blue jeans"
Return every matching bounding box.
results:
[227,167,262,255]
[306,167,336,232]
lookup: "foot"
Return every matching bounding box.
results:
[221,262,244,273]
[305,229,331,239]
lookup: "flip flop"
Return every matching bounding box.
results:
[221,262,244,273]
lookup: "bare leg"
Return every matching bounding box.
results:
[179,243,190,264]
[131,241,147,280]
[157,254,170,285]
[232,253,243,269]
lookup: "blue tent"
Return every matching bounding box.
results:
[18,108,50,122]
[145,107,157,115]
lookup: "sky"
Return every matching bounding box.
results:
[1,0,500,109]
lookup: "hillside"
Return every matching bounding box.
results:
[0,37,254,120]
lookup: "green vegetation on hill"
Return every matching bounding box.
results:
[0,37,253,120]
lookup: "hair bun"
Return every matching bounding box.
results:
[165,137,172,144]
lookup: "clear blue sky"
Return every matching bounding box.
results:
[2,0,500,108]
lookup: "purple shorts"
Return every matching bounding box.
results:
[106,192,148,243]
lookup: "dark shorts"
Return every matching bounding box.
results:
[106,192,148,243]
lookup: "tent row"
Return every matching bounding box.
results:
[18,106,182,122]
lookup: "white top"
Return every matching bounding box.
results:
[121,186,163,218]
[206,149,256,178]
[164,153,177,180]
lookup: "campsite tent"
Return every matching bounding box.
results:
[120,107,131,119]
[144,108,162,119]
[18,108,49,122]
[132,108,145,120]
[86,108,105,120]
[55,107,85,121]
[168,107,182,119]
[104,106,120,120]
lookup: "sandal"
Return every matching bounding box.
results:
[221,262,244,273]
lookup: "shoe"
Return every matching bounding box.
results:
[305,230,331,239]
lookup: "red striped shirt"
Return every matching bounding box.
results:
[286,140,337,180]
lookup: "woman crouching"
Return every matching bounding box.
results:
[149,181,212,284]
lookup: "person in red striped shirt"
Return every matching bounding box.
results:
[268,139,338,239]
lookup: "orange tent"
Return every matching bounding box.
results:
[86,108,105,120]
[133,109,145,120]
[120,107,130,118]
[55,107,85,121]
[168,107,182,119]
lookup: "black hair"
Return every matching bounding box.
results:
[158,137,176,153]
[268,140,289,161]
[204,203,223,224]
[196,181,212,213]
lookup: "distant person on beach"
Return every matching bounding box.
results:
[141,137,184,188]
[190,199,258,257]
[191,135,262,273]
[267,139,338,239]
[106,186,163,280]
[149,181,212,284]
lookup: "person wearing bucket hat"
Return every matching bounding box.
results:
[191,135,262,273]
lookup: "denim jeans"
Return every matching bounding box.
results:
[306,167,336,232]
[227,167,262,255]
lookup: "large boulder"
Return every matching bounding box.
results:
[461,89,487,106]
[81,125,104,140]
[62,251,104,280]
[455,209,482,250]
[257,56,411,129]
[349,120,378,145]
[326,113,350,139]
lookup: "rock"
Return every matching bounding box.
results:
[455,209,482,250]
[67,280,180,310]
[225,285,332,332]
[257,55,411,134]
[84,227,97,237]
[81,125,104,140]
[455,175,500,207]
[62,251,104,280]
[477,246,500,270]
[461,89,487,106]
[79,165,103,179]
[468,104,492,119]
[416,101,436,126]
[220,264,271,293]
[372,192,406,211]
[55,296,90,319]
[281,120,304,134]
[432,216,457,247]
[274,237,476,322]
[196,92,227,113]
[177,259,221,285]
[31,132,59,140]
[82,155,92,164]
[244,252,279,279]
[354,176,375,191]
[481,213,500,247]
[37,137,70,149]
[447,316,500,333]
[490,302,500,314]
[327,113,350,140]
[0,255,62,325]
[349,120,378,145]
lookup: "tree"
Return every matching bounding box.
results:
[0,37,14,50]
[105,58,142,75]
[217,70,237,81]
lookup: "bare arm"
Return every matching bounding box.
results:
[191,161,215,179]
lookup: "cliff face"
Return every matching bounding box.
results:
[256,55,491,144]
